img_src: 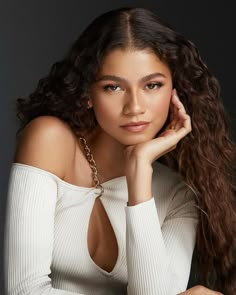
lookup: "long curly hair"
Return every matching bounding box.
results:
[15,7,236,294]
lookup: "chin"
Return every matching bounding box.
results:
[116,133,155,146]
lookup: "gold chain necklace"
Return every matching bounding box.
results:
[79,136,104,197]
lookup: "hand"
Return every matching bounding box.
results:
[178,285,224,295]
[124,88,192,205]
[124,88,192,171]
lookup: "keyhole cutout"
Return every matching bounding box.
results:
[87,197,119,273]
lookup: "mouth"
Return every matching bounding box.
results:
[120,121,150,132]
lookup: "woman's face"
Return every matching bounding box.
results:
[89,48,173,146]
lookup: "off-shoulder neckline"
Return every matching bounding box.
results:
[12,162,126,191]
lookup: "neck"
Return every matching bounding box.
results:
[84,127,126,183]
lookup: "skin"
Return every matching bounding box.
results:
[87,48,223,294]
[13,47,223,294]
[178,285,223,295]
[88,48,190,205]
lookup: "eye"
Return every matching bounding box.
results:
[145,82,163,90]
[103,84,121,92]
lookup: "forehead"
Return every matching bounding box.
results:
[96,48,171,78]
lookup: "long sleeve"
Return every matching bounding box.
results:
[4,165,85,295]
[125,182,198,295]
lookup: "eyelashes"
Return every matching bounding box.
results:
[102,82,164,92]
[103,84,121,92]
[146,82,163,90]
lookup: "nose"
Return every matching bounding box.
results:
[122,90,145,116]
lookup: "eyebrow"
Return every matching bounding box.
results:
[94,72,167,83]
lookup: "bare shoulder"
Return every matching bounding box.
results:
[14,116,77,179]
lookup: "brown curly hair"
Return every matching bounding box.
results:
[15,7,236,294]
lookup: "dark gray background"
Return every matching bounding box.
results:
[0,0,235,292]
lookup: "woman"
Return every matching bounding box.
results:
[4,6,235,295]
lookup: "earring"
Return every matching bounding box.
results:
[87,99,93,109]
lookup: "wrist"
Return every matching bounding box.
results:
[126,160,153,206]
[125,158,153,181]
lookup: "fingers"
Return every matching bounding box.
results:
[179,285,224,295]
[170,89,179,127]
[172,89,185,113]
[170,89,192,136]
[147,89,192,161]
[171,89,185,129]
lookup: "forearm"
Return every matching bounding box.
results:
[126,159,153,206]
[125,160,198,294]
[125,161,171,293]
[125,196,197,295]
[125,198,172,295]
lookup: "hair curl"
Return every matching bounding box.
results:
[15,7,236,294]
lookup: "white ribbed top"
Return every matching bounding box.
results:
[4,161,198,295]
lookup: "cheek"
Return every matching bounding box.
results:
[92,100,118,123]
[151,96,171,118]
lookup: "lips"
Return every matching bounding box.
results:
[120,121,150,132]
[121,121,149,127]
